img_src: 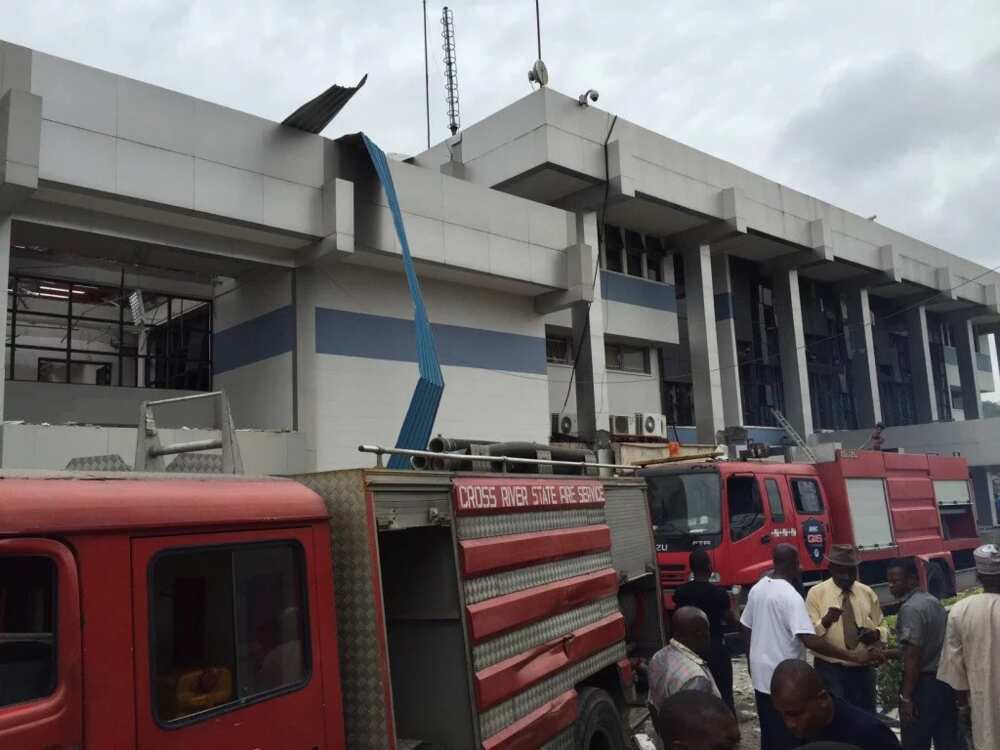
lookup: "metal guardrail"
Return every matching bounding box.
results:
[358,444,638,472]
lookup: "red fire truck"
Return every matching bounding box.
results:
[642,449,981,607]
[0,455,662,749]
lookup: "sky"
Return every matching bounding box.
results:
[2,0,999,395]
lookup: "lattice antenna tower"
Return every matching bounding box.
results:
[441,6,460,136]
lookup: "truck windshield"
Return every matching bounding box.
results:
[647,472,722,536]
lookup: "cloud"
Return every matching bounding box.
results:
[1,0,999,273]
[780,52,1000,178]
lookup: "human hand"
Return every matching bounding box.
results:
[821,606,843,629]
[899,698,917,725]
[859,628,881,646]
[852,649,883,667]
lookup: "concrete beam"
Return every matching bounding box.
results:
[535,240,597,314]
[0,89,41,212]
[296,177,355,266]
[936,267,958,301]
[684,242,726,442]
[773,267,813,437]
[606,140,636,198]
[836,244,902,293]
[664,187,746,250]
[570,212,610,442]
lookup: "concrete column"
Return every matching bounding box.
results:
[843,289,882,428]
[772,267,813,438]
[954,317,983,420]
[711,252,743,428]
[572,212,610,441]
[0,215,9,420]
[904,306,938,423]
[683,243,725,443]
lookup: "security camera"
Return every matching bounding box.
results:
[578,89,599,106]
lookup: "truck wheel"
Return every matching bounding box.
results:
[927,563,948,600]
[574,687,626,750]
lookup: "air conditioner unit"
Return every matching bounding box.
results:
[551,413,579,437]
[609,414,635,436]
[635,412,668,439]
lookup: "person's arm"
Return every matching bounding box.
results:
[862,588,889,645]
[936,611,968,692]
[898,643,922,725]
[741,625,752,676]
[806,583,842,636]
[799,632,878,664]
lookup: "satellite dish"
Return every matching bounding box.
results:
[528,59,549,87]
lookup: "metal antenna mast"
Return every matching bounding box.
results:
[423,0,430,148]
[535,0,542,60]
[441,6,460,136]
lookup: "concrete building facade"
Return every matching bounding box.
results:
[1,40,998,524]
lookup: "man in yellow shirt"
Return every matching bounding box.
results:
[805,544,888,713]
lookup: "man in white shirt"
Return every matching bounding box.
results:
[741,544,881,750]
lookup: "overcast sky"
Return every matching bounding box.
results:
[3,0,999,394]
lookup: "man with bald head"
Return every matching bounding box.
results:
[647,606,718,716]
[770,659,900,749]
[741,544,881,749]
[652,690,740,750]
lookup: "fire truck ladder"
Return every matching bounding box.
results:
[770,408,818,463]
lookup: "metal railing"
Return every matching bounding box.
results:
[358,444,638,473]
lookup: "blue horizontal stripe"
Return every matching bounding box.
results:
[601,270,676,312]
[976,352,991,372]
[315,308,547,374]
[213,305,295,374]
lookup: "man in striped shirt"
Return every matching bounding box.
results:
[648,606,720,715]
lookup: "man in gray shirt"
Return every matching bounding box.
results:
[886,558,961,750]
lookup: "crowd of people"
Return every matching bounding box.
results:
[643,542,1000,750]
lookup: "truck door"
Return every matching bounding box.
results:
[787,475,830,571]
[724,474,773,584]
[132,528,327,749]
[0,539,82,749]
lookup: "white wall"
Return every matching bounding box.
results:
[298,264,550,470]
[547,350,662,428]
[213,269,294,430]
[814,416,1000,468]
[4,381,205,426]
[0,422,307,474]
[214,353,293,430]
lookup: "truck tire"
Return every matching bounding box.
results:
[927,563,948,600]
[574,687,626,750]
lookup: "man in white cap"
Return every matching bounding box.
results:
[936,543,1000,750]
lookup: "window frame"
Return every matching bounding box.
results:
[7,273,213,391]
[545,335,574,365]
[790,477,825,514]
[605,342,651,374]
[726,475,766,542]
[0,554,58,709]
[764,478,785,523]
[0,538,81,743]
[146,539,313,730]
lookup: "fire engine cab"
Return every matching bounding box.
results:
[642,449,981,607]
